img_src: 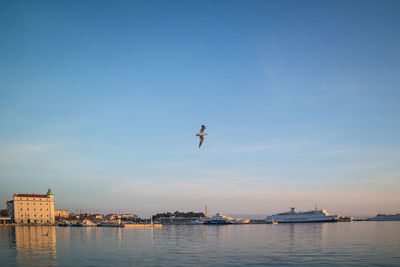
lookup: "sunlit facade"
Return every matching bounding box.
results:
[55,209,69,220]
[7,189,55,224]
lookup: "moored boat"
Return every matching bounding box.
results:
[81,220,97,227]
[98,222,123,227]
[204,213,233,225]
[367,213,400,221]
[266,207,339,223]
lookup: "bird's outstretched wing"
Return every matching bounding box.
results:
[200,125,206,133]
[199,136,204,148]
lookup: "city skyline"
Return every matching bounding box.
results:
[1,0,400,217]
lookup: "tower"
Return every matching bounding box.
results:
[46,188,55,224]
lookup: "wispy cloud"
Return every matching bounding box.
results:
[342,161,396,171]
[0,142,100,174]
[209,141,310,154]
[300,149,353,157]
[229,145,282,152]
[155,160,199,168]
[0,143,58,163]
[108,176,266,198]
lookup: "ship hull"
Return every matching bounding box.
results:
[266,218,338,223]
[204,220,232,225]
[367,215,400,221]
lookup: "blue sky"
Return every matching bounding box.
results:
[1,0,399,217]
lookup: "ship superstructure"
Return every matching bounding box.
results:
[204,213,233,224]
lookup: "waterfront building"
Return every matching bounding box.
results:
[7,189,55,224]
[0,217,11,224]
[106,214,121,221]
[89,214,104,220]
[69,213,80,219]
[55,210,69,221]
[121,214,137,219]
[0,208,11,224]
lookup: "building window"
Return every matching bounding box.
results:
[27,208,29,211]
[40,203,42,205]
[21,208,23,211]
[40,208,42,211]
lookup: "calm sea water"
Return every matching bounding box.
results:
[1,222,399,266]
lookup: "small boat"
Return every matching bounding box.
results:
[71,222,83,227]
[81,220,97,227]
[192,219,205,224]
[204,213,233,225]
[232,218,250,224]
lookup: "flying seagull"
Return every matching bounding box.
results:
[196,125,207,148]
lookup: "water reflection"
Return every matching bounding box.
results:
[14,226,56,266]
[1,222,399,266]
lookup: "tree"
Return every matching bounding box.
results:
[0,209,8,217]
[152,211,205,219]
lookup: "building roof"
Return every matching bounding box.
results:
[14,194,49,198]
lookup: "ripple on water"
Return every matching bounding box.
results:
[0,222,400,266]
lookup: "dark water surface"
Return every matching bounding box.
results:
[1,222,399,266]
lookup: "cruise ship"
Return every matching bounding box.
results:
[266,207,339,223]
[367,213,400,221]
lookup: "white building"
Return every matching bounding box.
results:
[7,189,55,224]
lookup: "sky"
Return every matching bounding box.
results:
[1,0,399,217]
